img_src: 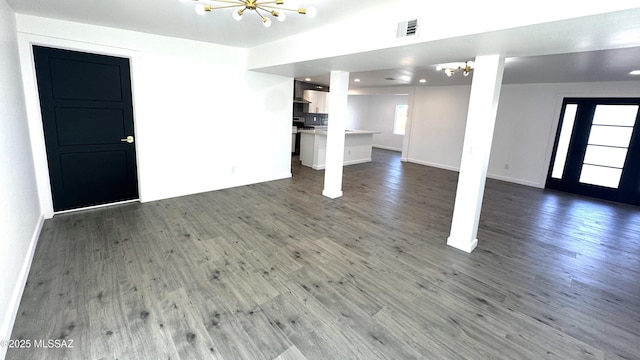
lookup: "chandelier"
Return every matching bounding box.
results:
[436,61,475,77]
[180,0,317,28]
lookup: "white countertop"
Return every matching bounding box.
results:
[298,129,381,135]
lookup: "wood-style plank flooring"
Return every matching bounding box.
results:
[8,149,640,359]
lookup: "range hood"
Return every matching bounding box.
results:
[293,97,311,104]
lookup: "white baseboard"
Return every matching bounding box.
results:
[0,214,44,360]
[406,158,543,189]
[311,158,372,170]
[141,172,293,203]
[406,158,460,172]
[486,173,543,188]
[372,145,402,152]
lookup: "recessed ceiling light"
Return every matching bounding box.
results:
[305,78,311,81]
[354,78,361,82]
[419,79,427,83]
[630,70,640,76]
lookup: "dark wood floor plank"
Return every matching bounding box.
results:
[8,149,640,359]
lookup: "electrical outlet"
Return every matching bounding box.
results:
[504,163,509,170]
[231,165,236,174]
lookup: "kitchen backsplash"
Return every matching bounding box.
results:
[304,113,328,127]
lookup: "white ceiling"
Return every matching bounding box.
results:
[6,0,367,48]
[7,0,640,88]
[298,47,640,88]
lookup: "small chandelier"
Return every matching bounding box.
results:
[180,0,317,28]
[436,61,475,77]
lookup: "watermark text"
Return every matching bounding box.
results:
[0,339,74,349]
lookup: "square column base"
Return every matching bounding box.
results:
[322,190,343,199]
[447,236,478,253]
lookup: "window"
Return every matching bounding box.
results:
[394,104,408,135]
[578,104,638,188]
[551,104,577,179]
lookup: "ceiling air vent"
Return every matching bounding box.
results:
[396,19,419,40]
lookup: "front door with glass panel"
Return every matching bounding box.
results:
[546,98,640,206]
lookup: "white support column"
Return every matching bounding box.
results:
[447,55,505,253]
[322,70,350,199]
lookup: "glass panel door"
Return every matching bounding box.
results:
[578,105,638,189]
[546,98,640,206]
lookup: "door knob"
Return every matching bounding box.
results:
[120,135,134,144]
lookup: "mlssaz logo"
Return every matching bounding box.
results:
[34,339,74,349]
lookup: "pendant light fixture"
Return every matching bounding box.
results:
[180,0,317,28]
[436,61,475,77]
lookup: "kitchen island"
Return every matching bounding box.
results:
[298,129,381,170]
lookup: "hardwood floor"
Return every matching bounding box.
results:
[8,149,640,359]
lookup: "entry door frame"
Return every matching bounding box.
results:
[16,34,144,218]
[545,97,640,205]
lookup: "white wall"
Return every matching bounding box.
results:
[404,81,640,188]
[407,85,471,171]
[15,15,294,217]
[347,95,407,151]
[489,81,640,187]
[0,1,43,358]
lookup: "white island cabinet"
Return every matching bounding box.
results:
[298,129,381,170]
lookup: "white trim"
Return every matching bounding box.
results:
[0,214,44,359]
[407,158,544,188]
[373,145,402,152]
[486,173,543,189]
[311,159,372,170]
[406,158,460,172]
[140,172,293,203]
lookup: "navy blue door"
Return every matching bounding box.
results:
[33,46,139,211]
[546,98,640,206]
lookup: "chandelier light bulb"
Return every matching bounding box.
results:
[262,16,272,27]
[277,10,287,22]
[305,6,317,18]
[232,9,244,21]
[437,60,474,77]
[195,4,207,15]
